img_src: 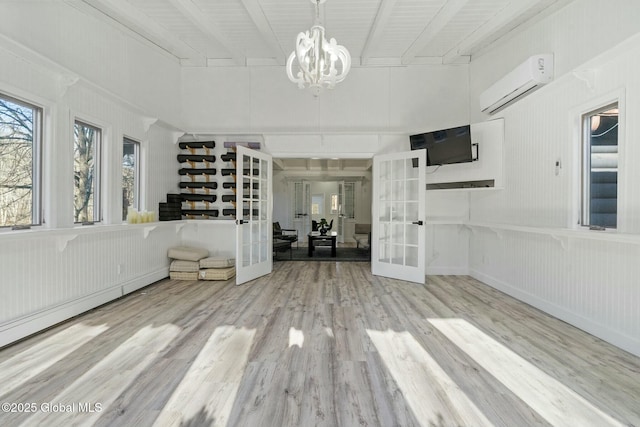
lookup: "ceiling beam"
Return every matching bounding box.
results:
[240,0,286,65]
[78,0,206,66]
[272,158,286,171]
[442,0,538,64]
[402,0,469,65]
[360,0,399,66]
[167,0,245,66]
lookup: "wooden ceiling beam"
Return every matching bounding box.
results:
[442,0,539,64]
[401,0,469,65]
[167,0,246,66]
[239,0,286,65]
[78,0,206,66]
[360,0,399,66]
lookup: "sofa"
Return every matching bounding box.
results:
[353,223,371,250]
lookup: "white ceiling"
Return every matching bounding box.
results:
[68,0,573,67]
[273,157,372,171]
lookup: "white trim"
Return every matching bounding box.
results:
[0,267,168,348]
[470,268,640,358]
[426,266,468,275]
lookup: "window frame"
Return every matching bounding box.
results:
[73,119,102,224]
[0,91,43,228]
[580,102,619,229]
[122,136,141,221]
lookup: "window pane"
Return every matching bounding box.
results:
[74,121,100,223]
[344,182,355,219]
[582,104,618,228]
[122,138,139,220]
[330,193,339,213]
[0,94,41,227]
[312,194,324,215]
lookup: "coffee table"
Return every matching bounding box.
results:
[308,232,337,257]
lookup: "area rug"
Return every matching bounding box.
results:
[277,247,371,262]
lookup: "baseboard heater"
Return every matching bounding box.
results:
[427,179,495,190]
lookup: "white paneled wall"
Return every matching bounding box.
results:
[0,224,181,347]
[469,228,640,356]
[181,64,469,134]
[0,2,184,347]
[0,1,182,125]
[466,0,640,356]
[147,124,182,215]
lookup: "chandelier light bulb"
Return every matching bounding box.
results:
[286,0,351,96]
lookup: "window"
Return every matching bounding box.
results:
[0,93,42,227]
[74,120,101,223]
[122,137,140,221]
[581,103,618,228]
[311,194,324,215]
[344,182,355,219]
[330,193,339,214]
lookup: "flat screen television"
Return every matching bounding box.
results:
[410,125,473,166]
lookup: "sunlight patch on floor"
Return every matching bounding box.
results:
[0,323,108,396]
[288,327,304,348]
[22,324,181,426]
[366,329,494,427]
[429,318,625,427]
[154,325,256,427]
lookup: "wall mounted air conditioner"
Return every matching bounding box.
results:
[480,54,554,114]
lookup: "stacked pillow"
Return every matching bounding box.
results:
[167,246,235,281]
[198,256,236,280]
[167,246,209,280]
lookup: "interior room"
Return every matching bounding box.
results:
[1,0,639,425]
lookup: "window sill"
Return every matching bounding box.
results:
[0,221,186,243]
[464,221,640,246]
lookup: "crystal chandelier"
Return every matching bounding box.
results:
[286,0,351,96]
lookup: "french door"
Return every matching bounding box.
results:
[235,146,272,285]
[372,150,426,284]
[292,181,311,243]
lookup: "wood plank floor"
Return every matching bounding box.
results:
[1,262,639,426]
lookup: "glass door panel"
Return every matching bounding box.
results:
[372,150,426,284]
[236,146,272,285]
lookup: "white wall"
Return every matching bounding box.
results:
[0,2,183,347]
[182,62,472,268]
[181,64,469,135]
[466,0,640,356]
[0,1,183,125]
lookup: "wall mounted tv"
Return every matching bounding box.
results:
[410,125,476,166]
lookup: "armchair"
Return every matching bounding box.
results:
[273,222,298,248]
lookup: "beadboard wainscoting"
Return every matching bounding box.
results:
[468,224,640,357]
[425,222,470,276]
[0,223,182,347]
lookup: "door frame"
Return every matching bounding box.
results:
[371,149,426,284]
[235,146,273,285]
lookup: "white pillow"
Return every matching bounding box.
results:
[170,260,200,272]
[167,246,209,261]
[199,267,236,280]
[199,256,235,269]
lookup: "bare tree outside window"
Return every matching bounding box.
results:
[122,138,139,220]
[0,95,41,227]
[74,121,101,223]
